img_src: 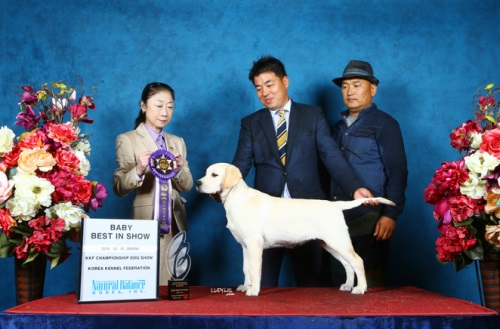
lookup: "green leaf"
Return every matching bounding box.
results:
[50,255,61,269]
[453,253,473,272]
[485,83,495,93]
[0,234,15,258]
[454,217,473,227]
[11,225,32,236]
[464,242,484,260]
[485,115,496,123]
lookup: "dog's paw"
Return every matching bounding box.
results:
[339,283,353,292]
[351,286,367,295]
[236,284,248,292]
[245,287,260,296]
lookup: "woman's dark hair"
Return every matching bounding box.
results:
[134,82,175,129]
[248,55,287,83]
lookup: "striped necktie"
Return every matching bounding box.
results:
[276,109,287,165]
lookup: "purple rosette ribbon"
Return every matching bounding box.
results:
[148,149,178,234]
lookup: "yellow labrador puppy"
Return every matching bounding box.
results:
[196,163,395,297]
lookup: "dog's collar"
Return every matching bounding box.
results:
[221,185,237,205]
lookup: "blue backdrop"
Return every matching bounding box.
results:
[1,0,499,311]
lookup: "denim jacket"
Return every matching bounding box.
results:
[330,104,408,221]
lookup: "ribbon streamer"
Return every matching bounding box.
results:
[148,149,178,234]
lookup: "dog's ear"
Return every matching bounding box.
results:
[223,165,242,190]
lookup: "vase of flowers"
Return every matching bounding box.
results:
[0,79,108,304]
[424,83,500,312]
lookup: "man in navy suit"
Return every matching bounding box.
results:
[232,55,374,287]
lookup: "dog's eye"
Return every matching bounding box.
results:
[211,173,218,177]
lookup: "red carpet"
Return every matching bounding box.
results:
[6,286,497,317]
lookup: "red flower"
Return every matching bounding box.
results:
[435,226,477,262]
[55,148,80,173]
[40,170,93,205]
[432,160,468,196]
[449,120,482,151]
[449,195,484,222]
[79,96,95,109]
[26,216,65,254]
[45,123,78,148]
[480,128,500,158]
[13,236,29,259]
[70,104,88,121]
[424,183,443,204]
[2,144,22,168]
[479,96,495,110]
[0,208,15,236]
[17,130,48,150]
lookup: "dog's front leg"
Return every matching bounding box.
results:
[236,246,251,293]
[244,240,263,296]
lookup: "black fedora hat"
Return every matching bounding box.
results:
[332,60,379,87]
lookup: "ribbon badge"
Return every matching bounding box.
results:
[149,150,178,234]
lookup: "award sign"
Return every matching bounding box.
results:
[166,232,191,300]
[78,218,159,303]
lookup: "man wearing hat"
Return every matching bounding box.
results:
[329,60,408,287]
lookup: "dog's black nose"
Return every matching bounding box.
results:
[196,180,202,187]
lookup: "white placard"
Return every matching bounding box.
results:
[78,218,159,303]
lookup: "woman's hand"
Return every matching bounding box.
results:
[136,151,152,177]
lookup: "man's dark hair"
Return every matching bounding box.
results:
[248,55,287,83]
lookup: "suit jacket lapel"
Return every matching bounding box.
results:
[257,110,281,161]
[164,133,177,154]
[286,101,302,163]
[136,124,158,151]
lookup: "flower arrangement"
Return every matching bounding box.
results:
[0,80,107,269]
[424,83,500,271]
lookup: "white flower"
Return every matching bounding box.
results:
[469,132,483,150]
[45,201,84,232]
[69,89,76,102]
[6,172,54,221]
[73,140,91,156]
[52,97,68,111]
[460,172,486,199]
[464,151,500,177]
[73,150,90,176]
[0,126,16,156]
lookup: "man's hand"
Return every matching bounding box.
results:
[353,187,378,206]
[373,216,395,240]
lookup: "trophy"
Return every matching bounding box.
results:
[166,231,191,300]
[148,149,191,300]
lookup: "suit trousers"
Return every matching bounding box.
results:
[261,241,323,287]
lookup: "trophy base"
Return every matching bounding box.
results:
[167,280,190,300]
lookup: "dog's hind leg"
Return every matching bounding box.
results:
[320,241,367,294]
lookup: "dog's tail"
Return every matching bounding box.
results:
[333,197,396,211]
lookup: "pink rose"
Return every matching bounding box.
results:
[46,123,78,147]
[0,171,14,203]
[55,149,80,173]
[480,128,500,158]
